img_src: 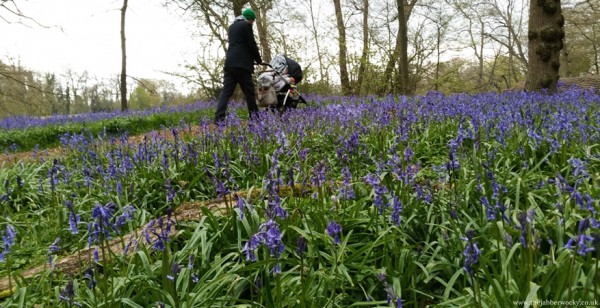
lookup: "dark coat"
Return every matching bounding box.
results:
[224,17,262,73]
[285,57,303,84]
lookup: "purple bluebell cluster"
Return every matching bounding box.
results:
[242,219,285,273]
[364,174,387,214]
[143,210,176,252]
[516,209,537,249]
[376,272,402,306]
[58,280,81,307]
[0,224,16,262]
[64,200,80,234]
[47,237,61,267]
[87,202,118,246]
[565,218,596,256]
[461,229,481,276]
[326,220,342,245]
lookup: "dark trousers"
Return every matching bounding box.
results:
[215,67,259,122]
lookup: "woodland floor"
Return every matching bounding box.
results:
[0,124,226,295]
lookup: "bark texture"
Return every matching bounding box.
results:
[526,0,564,93]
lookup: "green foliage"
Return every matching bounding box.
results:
[129,82,162,110]
[0,93,599,306]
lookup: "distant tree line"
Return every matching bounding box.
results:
[0,59,195,119]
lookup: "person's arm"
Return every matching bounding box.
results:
[245,24,262,64]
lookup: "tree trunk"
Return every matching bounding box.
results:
[526,0,564,93]
[356,0,369,95]
[397,0,411,95]
[306,0,326,82]
[120,0,128,111]
[333,0,351,95]
[382,0,416,95]
[250,1,272,63]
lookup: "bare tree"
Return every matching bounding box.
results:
[526,0,564,92]
[120,0,128,111]
[421,0,454,92]
[300,0,327,82]
[381,0,417,95]
[563,0,600,75]
[484,0,529,86]
[333,0,352,94]
[354,0,370,94]
[0,0,42,26]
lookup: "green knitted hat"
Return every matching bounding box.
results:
[242,8,256,20]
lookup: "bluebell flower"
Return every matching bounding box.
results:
[0,224,16,262]
[364,174,387,213]
[64,200,80,235]
[390,195,403,226]
[272,263,282,275]
[88,202,118,244]
[188,254,195,270]
[296,236,307,257]
[144,214,175,252]
[516,209,536,249]
[287,167,295,189]
[59,280,81,307]
[84,267,96,289]
[311,161,327,188]
[116,180,123,196]
[115,205,135,229]
[461,229,481,276]
[263,220,285,258]
[404,146,413,162]
[242,220,285,273]
[267,194,288,220]
[122,235,137,255]
[326,220,342,245]
[565,218,596,256]
[236,195,246,220]
[450,206,458,220]
[568,157,588,178]
[48,237,61,267]
[167,262,181,281]
[338,166,355,200]
[480,195,496,221]
[242,233,262,262]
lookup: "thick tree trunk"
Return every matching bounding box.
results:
[120,0,128,111]
[333,0,351,95]
[382,0,416,95]
[397,0,411,95]
[526,0,564,93]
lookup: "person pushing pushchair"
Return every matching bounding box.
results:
[256,54,307,110]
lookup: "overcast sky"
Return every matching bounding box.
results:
[0,0,198,85]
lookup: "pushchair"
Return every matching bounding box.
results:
[256,55,307,110]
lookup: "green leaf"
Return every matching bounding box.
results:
[524,282,540,308]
